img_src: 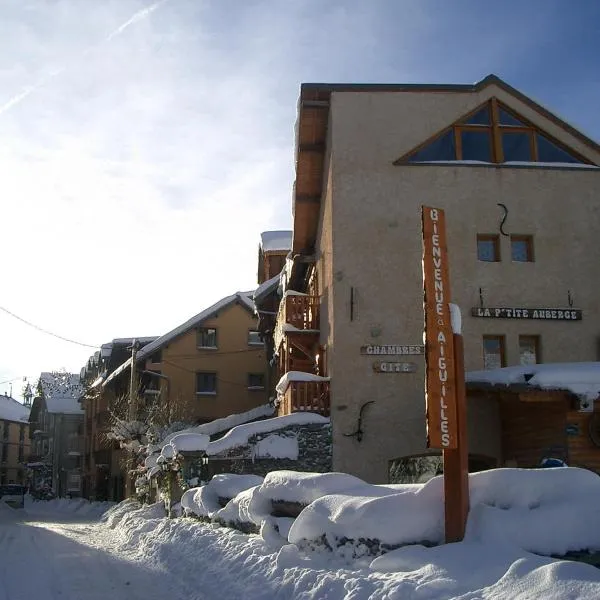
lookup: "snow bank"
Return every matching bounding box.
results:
[205,413,329,456]
[465,468,600,555]
[254,433,298,459]
[169,432,210,453]
[27,497,115,518]
[190,474,264,518]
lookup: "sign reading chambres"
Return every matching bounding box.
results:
[422,206,458,449]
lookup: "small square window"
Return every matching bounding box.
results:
[149,351,162,364]
[483,335,506,370]
[519,336,540,366]
[247,330,263,346]
[196,372,217,395]
[511,236,534,262]
[477,235,500,262]
[197,328,217,349]
[248,373,265,390]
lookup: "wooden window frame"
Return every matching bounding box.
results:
[195,371,217,396]
[477,234,501,262]
[398,99,591,165]
[197,327,218,349]
[483,335,506,369]
[510,235,534,262]
[519,335,541,365]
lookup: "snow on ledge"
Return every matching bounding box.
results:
[206,412,329,456]
[466,362,600,400]
[275,371,330,395]
[449,303,461,335]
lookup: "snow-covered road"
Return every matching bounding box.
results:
[0,504,204,600]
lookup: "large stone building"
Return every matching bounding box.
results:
[273,74,600,483]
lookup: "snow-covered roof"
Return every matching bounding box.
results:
[466,362,600,400]
[260,231,292,253]
[136,292,256,362]
[0,394,30,423]
[39,372,84,415]
[101,357,132,388]
[253,273,281,305]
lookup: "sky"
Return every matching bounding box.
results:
[1,0,599,400]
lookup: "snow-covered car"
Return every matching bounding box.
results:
[0,484,25,509]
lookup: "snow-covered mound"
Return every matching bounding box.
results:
[27,497,115,518]
[188,474,264,518]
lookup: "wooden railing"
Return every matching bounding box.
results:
[279,381,330,417]
[274,294,320,350]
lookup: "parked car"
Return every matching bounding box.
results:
[0,484,26,509]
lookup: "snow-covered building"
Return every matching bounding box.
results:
[271,74,600,483]
[29,372,84,496]
[80,337,158,501]
[0,393,30,485]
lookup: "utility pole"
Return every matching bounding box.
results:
[127,339,139,497]
[128,339,139,422]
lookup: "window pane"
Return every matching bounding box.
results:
[248,331,263,345]
[464,106,490,125]
[198,328,217,347]
[511,237,532,262]
[502,132,532,162]
[536,134,581,164]
[461,130,492,161]
[248,373,265,389]
[477,237,499,262]
[519,337,539,365]
[499,108,525,126]
[483,337,504,370]
[409,129,456,162]
[196,372,217,394]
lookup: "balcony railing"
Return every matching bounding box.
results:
[279,380,330,417]
[274,293,320,350]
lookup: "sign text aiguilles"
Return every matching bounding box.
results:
[422,207,458,449]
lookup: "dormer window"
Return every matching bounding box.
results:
[400,99,590,166]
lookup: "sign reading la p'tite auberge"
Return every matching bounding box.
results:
[422,206,458,450]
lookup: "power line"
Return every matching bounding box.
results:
[0,305,99,349]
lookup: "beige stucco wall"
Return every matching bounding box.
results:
[318,88,600,483]
[151,303,269,422]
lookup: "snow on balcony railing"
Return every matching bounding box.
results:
[273,292,320,350]
[276,371,330,417]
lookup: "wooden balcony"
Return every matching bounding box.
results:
[274,293,320,351]
[278,380,330,417]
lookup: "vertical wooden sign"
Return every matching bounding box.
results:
[422,206,458,449]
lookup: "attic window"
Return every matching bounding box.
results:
[404,99,589,166]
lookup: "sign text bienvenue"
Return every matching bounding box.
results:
[422,206,458,449]
[361,344,424,356]
[471,307,582,321]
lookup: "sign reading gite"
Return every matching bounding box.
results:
[422,206,458,449]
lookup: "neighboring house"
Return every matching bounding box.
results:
[0,394,30,485]
[254,230,293,396]
[124,291,270,424]
[79,337,157,501]
[29,372,84,497]
[271,74,600,484]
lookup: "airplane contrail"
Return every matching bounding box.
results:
[0,0,170,118]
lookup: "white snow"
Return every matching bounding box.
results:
[275,371,330,395]
[260,230,292,252]
[254,433,298,459]
[205,412,329,456]
[0,393,30,423]
[169,432,210,453]
[467,361,600,400]
[3,471,598,600]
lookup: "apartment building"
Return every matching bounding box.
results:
[0,394,30,485]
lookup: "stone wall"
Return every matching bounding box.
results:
[191,422,331,480]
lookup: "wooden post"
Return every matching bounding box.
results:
[422,206,469,543]
[443,332,469,542]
